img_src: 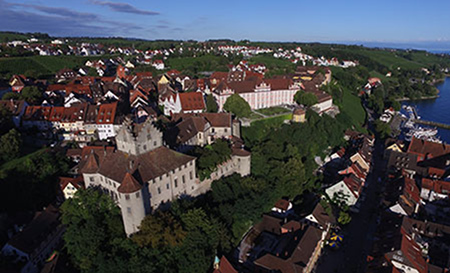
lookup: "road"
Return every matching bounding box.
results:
[315,139,386,273]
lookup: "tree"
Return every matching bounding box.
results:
[175,208,219,273]
[132,211,186,248]
[20,86,43,105]
[0,129,21,162]
[61,188,126,272]
[2,92,20,101]
[338,211,352,225]
[0,105,14,135]
[374,119,391,139]
[223,94,251,118]
[294,90,318,107]
[205,94,218,113]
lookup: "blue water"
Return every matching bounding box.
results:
[402,77,450,143]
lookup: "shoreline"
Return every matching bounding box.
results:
[396,95,439,102]
[397,76,448,102]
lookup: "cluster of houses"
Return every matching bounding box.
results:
[272,47,358,68]
[0,52,345,273]
[3,62,340,147]
[217,45,273,57]
[217,198,336,273]
[323,131,374,213]
[365,137,450,272]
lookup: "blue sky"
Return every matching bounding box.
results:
[2,0,450,48]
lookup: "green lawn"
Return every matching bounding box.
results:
[340,87,367,132]
[249,112,264,120]
[251,113,292,125]
[255,106,291,116]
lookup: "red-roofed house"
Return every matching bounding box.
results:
[59,176,84,199]
[95,102,118,139]
[9,75,28,92]
[325,174,364,208]
[420,178,450,201]
[161,92,206,116]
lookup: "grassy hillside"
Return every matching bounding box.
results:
[0,32,28,43]
[0,55,112,79]
[166,55,229,73]
[249,55,296,76]
[340,87,367,132]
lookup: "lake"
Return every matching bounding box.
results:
[402,77,450,143]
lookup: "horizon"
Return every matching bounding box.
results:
[2,0,450,51]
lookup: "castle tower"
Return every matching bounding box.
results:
[117,171,146,235]
[115,118,163,156]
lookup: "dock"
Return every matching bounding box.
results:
[412,119,450,130]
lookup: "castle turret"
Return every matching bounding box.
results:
[117,171,146,236]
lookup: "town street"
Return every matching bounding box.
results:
[315,139,386,273]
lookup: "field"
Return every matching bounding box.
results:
[166,55,229,73]
[0,55,113,78]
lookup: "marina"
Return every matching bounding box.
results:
[400,105,442,143]
[401,77,450,143]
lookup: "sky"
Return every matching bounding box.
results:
[2,0,450,49]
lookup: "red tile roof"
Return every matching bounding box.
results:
[407,137,450,159]
[178,92,205,112]
[59,176,84,191]
[117,172,142,193]
[213,256,238,273]
[96,102,117,124]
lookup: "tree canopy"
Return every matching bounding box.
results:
[223,94,252,118]
[294,90,318,107]
[0,128,22,163]
[205,94,218,113]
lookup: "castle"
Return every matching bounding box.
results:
[79,118,251,235]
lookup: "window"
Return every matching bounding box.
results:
[143,145,147,150]
[159,176,162,181]
[190,161,193,166]
[224,128,228,133]
[125,194,130,200]
[182,175,186,184]
[89,177,94,182]
[136,192,140,198]
[174,179,178,188]
[166,183,169,189]
[158,187,161,194]
[189,171,193,180]
[212,128,215,133]
[166,173,169,178]
[127,207,132,214]
[154,141,157,146]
